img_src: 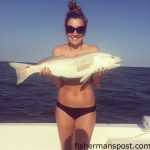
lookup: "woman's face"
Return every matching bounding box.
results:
[66,18,85,48]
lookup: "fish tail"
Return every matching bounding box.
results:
[9,62,34,85]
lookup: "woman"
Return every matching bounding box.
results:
[40,1,105,150]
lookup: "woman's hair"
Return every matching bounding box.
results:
[65,0,88,29]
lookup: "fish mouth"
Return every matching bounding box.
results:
[113,56,121,63]
[112,56,121,67]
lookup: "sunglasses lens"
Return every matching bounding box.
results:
[66,26,75,33]
[66,26,86,34]
[76,26,86,34]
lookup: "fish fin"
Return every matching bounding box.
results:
[9,62,34,85]
[38,56,67,64]
[38,57,52,64]
[80,74,91,84]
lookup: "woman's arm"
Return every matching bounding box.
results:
[90,45,102,87]
[91,72,102,87]
[39,47,63,88]
[91,68,107,87]
[90,45,107,87]
[50,47,63,88]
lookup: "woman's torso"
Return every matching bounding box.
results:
[55,43,98,107]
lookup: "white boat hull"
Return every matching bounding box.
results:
[0,123,150,150]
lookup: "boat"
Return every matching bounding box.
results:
[0,116,149,150]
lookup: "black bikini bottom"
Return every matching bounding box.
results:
[56,101,96,119]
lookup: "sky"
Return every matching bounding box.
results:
[0,0,150,67]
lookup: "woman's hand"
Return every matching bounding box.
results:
[39,67,52,77]
[95,67,108,76]
[92,68,107,87]
[39,67,63,87]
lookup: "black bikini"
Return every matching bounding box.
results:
[56,101,96,119]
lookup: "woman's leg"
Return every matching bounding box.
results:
[74,111,96,150]
[55,107,75,150]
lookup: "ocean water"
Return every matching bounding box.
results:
[0,61,150,123]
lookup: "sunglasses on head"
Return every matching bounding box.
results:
[65,25,86,34]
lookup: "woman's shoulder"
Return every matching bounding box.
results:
[52,44,67,56]
[83,43,101,52]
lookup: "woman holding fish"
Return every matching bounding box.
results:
[40,1,105,149]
